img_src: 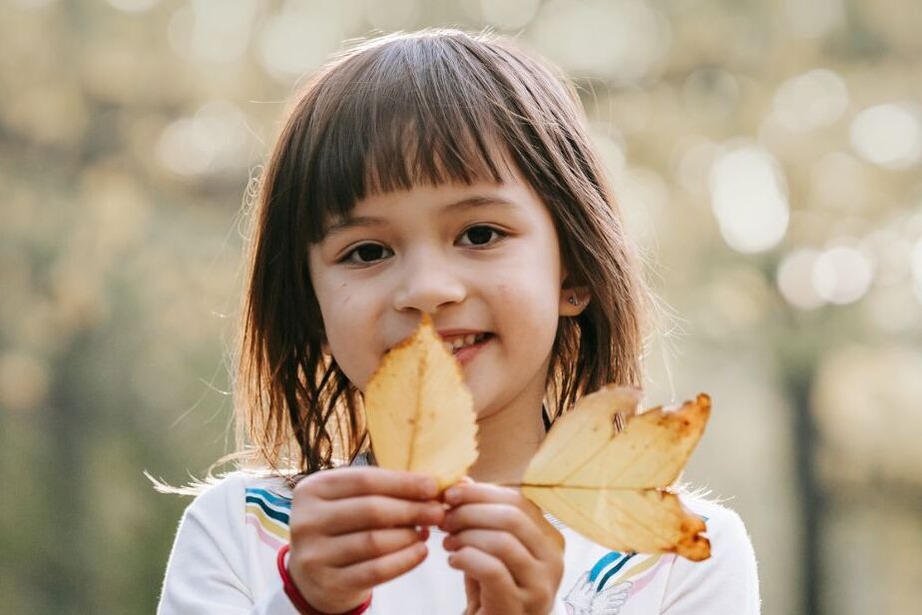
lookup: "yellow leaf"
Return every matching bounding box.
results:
[522,386,712,561]
[363,314,479,490]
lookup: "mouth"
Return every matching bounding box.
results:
[439,332,493,355]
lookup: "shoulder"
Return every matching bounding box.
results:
[683,494,753,550]
[661,494,761,613]
[159,472,294,612]
[162,471,294,583]
[179,471,293,529]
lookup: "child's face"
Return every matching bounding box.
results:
[308,168,578,424]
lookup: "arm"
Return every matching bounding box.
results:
[661,502,761,615]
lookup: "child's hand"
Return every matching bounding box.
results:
[287,467,444,613]
[440,482,565,615]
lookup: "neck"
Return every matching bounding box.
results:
[467,398,547,485]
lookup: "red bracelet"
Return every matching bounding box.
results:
[277,544,372,615]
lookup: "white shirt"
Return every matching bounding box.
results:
[158,472,760,614]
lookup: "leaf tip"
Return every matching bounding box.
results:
[694,393,711,416]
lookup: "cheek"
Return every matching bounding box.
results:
[315,281,380,391]
[315,279,360,321]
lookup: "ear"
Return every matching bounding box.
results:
[559,281,591,317]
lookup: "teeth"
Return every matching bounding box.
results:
[443,333,488,352]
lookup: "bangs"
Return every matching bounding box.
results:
[298,34,520,241]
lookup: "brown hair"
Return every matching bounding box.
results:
[236,29,650,475]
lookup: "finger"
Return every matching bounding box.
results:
[445,482,565,550]
[322,527,428,567]
[464,575,481,612]
[448,546,519,610]
[338,540,429,588]
[298,467,439,501]
[311,495,444,535]
[445,482,551,531]
[444,528,541,590]
[442,502,550,560]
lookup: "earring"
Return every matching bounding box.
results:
[568,294,580,306]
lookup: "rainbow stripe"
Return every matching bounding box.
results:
[245,488,291,550]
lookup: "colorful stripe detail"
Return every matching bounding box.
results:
[245,487,292,550]
[626,554,674,597]
[597,553,637,590]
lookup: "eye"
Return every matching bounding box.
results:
[457,225,505,247]
[340,242,392,265]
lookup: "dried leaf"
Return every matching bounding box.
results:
[364,315,478,490]
[522,386,712,561]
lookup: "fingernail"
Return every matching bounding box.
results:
[444,487,458,504]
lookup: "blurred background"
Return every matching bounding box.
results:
[2,0,920,613]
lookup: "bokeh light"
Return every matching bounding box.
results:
[257,1,353,82]
[778,248,826,309]
[813,245,875,305]
[167,0,258,65]
[156,100,250,177]
[709,145,790,253]
[850,103,922,170]
[529,0,670,83]
[773,69,848,133]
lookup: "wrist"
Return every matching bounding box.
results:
[277,544,372,615]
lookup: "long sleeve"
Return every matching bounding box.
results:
[157,475,296,615]
[660,500,761,615]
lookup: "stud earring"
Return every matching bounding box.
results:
[568,294,580,306]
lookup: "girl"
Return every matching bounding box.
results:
[159,29,760,615]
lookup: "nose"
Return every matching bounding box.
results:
[392,251,466,314]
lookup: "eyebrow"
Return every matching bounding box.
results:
[323,194,519,237]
